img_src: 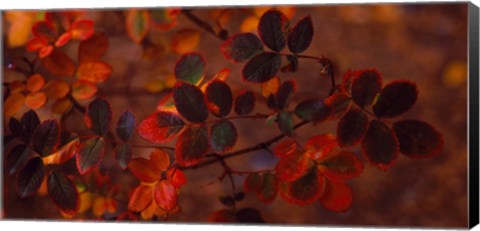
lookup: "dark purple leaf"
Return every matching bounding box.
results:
[116,110,136,141]
[115,143,132,170]
[8,117,23,138]
[361,120,399,170]
[351,69,382,107]
[175,124,210,166]
[280,54,299,73]
[6,144,36,176]
[210,120,238,153]
[31,119,60,157]
[337,108,369,147]
[173,81,209,123]
[20,110,40,142]
[242,52,281,83]
[174,52,206,85]
[220,33,264,63]
[16,157,44,198]
[234,90,255,115]
[287,16,313,54]
[258,10,288,52]
[236,208,265,223]
[85,98,112,136]
[373,80,418,118]
[205,80,233,118]
[76,137,105,175]
[47,172,79,215]
[276,111,294,136]
[393,120,444,158]
[268,80,296,110]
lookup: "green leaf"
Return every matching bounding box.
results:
[294,98,331,122]
[276,111,294,136]
[16,157,44,198]
[175,124,210,166]
[210,120,238,154]
[116,110,136,141]
[287,16,313,54]
[174,52,206,85]
[220,33,264,62]
[85,98,112,136]
[31,119,60,157]
[173,81,209,123]
[242,52,281,83]
[76,137,106,175]
[114,143,132,170]
[47,172,79,215]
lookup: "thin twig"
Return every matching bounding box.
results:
[181,10,227,41]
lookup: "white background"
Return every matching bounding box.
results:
[0,0,479,231]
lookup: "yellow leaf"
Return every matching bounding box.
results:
[171,29,201,54]
[25,91,47,109]
[261,76,280,98]
[4,93,25,116]
[5,11,35,48]
[79,192,94,213]
[26,74,45,92]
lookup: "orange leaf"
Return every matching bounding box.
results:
[261,76,280,98]
[126,10,150,43]
[171,29,201,54]
[4,93,25,116]
[273,138,297,158]
[304,134,338,160]
[319,179,353,213]
[42,133,79,165]
[78,192,94,213]
[71,80,97,100]
[51,98,73,115]
[9,80,26,94]
[128,184,153,212]
[39,45,54,58]
[153,180,177,211]
[150,148,170,172]
[240,16,259,33]
[5,11,35,48]
[93,197,117,217]
[208,209,237,223]
[26,74,45,92]
[77,61,112,84]
[41,49,76,77]
[25,91,47,109]
[44,80,70,99]
[128,149,169,183]
[69,19,94,40]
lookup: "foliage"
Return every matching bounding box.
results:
[2,7,444,223]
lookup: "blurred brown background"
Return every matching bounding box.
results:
[2,2,469,227]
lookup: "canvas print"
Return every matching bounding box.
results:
[1,2,473,228]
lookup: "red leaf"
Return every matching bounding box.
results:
[208,209,237,223]
[55,32,72,47]
[114,143,132,170]
[257,173,278,203]
[257,10,288,52]
[153,180,178,211]
[294,98,332,123]
[209,120,238,154]
[304,134,338,160]
[32,21,56,40]
[324,93,352,119]
[372,80,418,118]
[166,168,187,188]
[273,138,297,158]
[41,49,76,77]
[84,98,112,136]
[234,90,256,115]
[47,172,79,216]
[150,9,179,30]
[350,69,382,107]
[77,61,113,84]
[361,120,399,170]
[174,52,206,85]
[26,37,49,52]
[76,137,105,175]
[242,52,281,83]
[244,173,262,192]
[42,132,80,165]
[126,10,150,43]
[319,179,353,213]
[128,148,170,182]
[69,19,94,40]
[78,31,109,62]
[205,80,233,117]
[173,81,209,123]
[31,119,60,157]
[175,124,210,166]
[128,184,153,212]
[281,168,323,206]
[137,111,185,144]
[318,151,364,180]
[393,120,444,159]
[275,152,311,182]
[336,108,369,147]
[220,33,264,63]
[16,157,44,198]
[287,16,313,54]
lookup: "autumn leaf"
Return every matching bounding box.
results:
[154,180,178,211]
[287,16,313,54]
[209,120,238,153]
[205,80,233,117]
[234,90,256,115]
[319,179,353,213]
[42,132,79,165]
[257,173,278,203]
[304,134,338,160]
[393,120,444,158]
[114,143,132,170]
[47,172,79,216]
[116,110,136,141]
[71,80,98,100]
[26,74,45,92]
[318,150,364,180]
[220,33,264,63]
[31,119,60,157]
[172,29,201,54]
[273,138,297,158]
[78,31,109,62]
[77,61,113,84]
[257,10,288,52]
[126,10,150,43]
[242,52,281,83]
[281,167,323,206]
[350,69,382,107]
[84,98,112,136]
[25,92,47,109]
[69,19,94,40]
[76,137,106,175]
[336,108,368,147]
[324,93,351,119]
[275,152,311,182]
[294,98,332,123]
[128,148,170,182]
[16,157,45,198]
[172,81,209,123]
[6,144,36,176]
[128,184,153,212]
[372,80,418,118]
[361,120,399,170]
[244,172,262,192]
[41,49,76,77]
[174,52,206,85]
[175,124,210,166]
[137,111,185,144]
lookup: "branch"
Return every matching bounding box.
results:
[180,120,309,170]
[181,10,228,41]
